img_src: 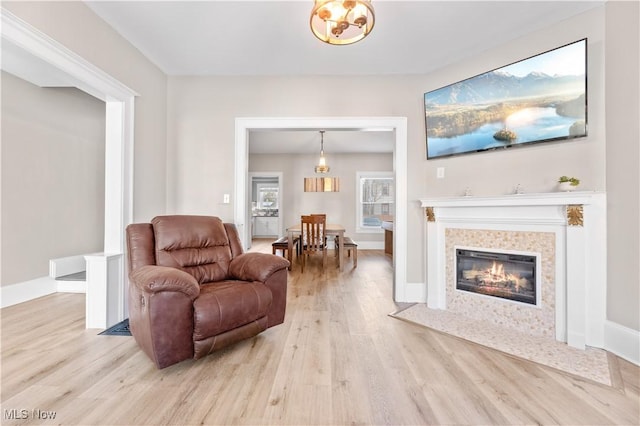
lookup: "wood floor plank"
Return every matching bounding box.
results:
[1,242,638,425]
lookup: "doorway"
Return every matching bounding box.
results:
[234,117,408,301]
[248,173,284,248]
[2,10,136,327]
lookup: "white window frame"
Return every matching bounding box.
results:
[356,171,394,234]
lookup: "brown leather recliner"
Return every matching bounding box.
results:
[126,215,290,369]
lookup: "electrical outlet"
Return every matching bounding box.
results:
[223,194,230,204]
[437,167,445,179]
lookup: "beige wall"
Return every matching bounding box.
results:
[1,72,105,285]
[249,153,393,243]
[605,1,640,330]
[167,7,606,284]
[3,1,168,223]
[421,11,606,197]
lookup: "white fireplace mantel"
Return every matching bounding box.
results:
[420,191,605,208]
[420,191,607,350]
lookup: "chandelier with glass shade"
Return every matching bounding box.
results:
[310,0,375,45]
[314,130,330,173]
[304,130,340,192]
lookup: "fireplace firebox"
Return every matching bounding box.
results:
[456,248,538,305]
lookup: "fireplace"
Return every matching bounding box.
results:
[456,248,538,305]
[422,192,607,349]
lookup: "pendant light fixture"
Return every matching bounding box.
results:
[314,130,330,174]
[304,130,339,192]
[310,0,375,45]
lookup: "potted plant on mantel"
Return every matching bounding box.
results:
[558,176,580,191]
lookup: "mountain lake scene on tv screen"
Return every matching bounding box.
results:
[425,40,586,159]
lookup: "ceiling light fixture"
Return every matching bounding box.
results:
[314,130,330,173]
[310,0,375,46]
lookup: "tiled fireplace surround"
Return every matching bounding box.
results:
[420,192,607,350]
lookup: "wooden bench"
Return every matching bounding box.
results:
[335,236,358,268]
[272,236,298,270]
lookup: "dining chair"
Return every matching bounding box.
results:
[311,213,328,247]
[300,214,327,272]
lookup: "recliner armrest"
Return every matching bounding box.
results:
[129,265,200,300]
[229,253,290,283]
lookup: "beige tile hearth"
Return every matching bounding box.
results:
[390,303,612,386]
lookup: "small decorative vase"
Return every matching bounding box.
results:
[558,182,577,192]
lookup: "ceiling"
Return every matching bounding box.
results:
[249,129,394,154]
[85,1,602,77]
[80,0,602,154]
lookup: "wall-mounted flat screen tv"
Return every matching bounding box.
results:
[424,39,587,159]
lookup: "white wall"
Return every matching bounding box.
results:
[250,153,392,243]
[1,72,105,285]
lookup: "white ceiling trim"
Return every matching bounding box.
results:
[1,8,138,100]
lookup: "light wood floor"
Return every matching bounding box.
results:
[1,241,638,425]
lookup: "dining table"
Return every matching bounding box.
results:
[286,223,346,271]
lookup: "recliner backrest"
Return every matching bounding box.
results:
[127,223,156,272]
[151,215,233,284]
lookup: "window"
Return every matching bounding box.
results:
[356,172,394,233]
[257,184,278,209]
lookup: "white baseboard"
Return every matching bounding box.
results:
[399,282,427,303]
[604,320,640,366]
[1,277,57,308]
[354,241,384,250]
[327,241,384,250]
[56,280,87,294]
